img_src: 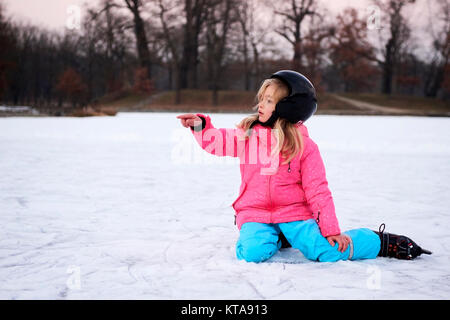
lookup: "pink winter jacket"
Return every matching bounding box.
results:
[189,113,341,237]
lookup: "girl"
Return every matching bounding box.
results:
[176,70,431,263]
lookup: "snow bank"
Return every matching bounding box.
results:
[0,106,39,114]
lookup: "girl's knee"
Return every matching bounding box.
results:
[316,250,346,262]
[236,222,279,263]
[236,241,279,263]
[299,243,343,262]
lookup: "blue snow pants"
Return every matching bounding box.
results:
[236,219,380,263]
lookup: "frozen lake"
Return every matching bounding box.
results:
[0,112,449,299]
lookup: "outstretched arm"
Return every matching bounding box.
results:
[176,113,205,130]
[176,113,241,158]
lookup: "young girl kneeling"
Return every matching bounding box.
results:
[176,70,431,263]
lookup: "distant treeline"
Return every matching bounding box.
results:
[0,0,448,114]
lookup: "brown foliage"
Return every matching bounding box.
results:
[133,67,154,94]
[329,8,379,91]
[55,67,87,108]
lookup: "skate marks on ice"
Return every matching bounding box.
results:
[0,113,449,299]
[266,248,310,264]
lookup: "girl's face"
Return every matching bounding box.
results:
[258,85,277,123]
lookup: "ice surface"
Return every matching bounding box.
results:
[0,112,449,299]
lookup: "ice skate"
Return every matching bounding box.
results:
[374,223,432,260]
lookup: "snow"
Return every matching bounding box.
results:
[0,106,39,114]
[0,112,449,299]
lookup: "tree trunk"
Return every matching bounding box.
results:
[134,14,151,78]
[188,35,199,89]
[292,41,302,71]
[243,50,250,91]
[125,0,152,79]
[381,63,393,95]
[180,27,194,89]
[381,38,395,95]
[242,31,250,91]
[212,82,218,106]
[251,41,260,90]
[424,65,445,97]
[173,62,182,105]
[180,0,205,89]
[180,0,192,89]
[205,0,233,106]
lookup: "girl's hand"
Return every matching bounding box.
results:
[176,114,202,128]
[326,234,351,253]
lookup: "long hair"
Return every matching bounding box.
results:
[236,78,304,165]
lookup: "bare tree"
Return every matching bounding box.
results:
[300,9,335,92]
[205,0,237,105]
[0,4,15,101]
[234,0,273,90]
[86,0,134,93]
[156,0,212,102]
[181,0,209,89]
[123,0,152,78]
[328,8,379,92]
[157,0,183,103]
[369,0,415,94]
[424,0,450,97]
[0,0,157,113]
[273,0,320,71]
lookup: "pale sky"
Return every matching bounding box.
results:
[1,0,438,60]
[2,0,90,31]
[2,0,432,30]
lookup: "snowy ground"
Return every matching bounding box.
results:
[0,112,449,300]
[0,105,39,114]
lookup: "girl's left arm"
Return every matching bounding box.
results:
[300,139,341,238]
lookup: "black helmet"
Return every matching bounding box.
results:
[270,70,317,123]
[271,70,316,97]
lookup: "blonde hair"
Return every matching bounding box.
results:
[236,78,304,165]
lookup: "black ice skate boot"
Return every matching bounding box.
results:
[373,223,432,260]
[278,232,292,249]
